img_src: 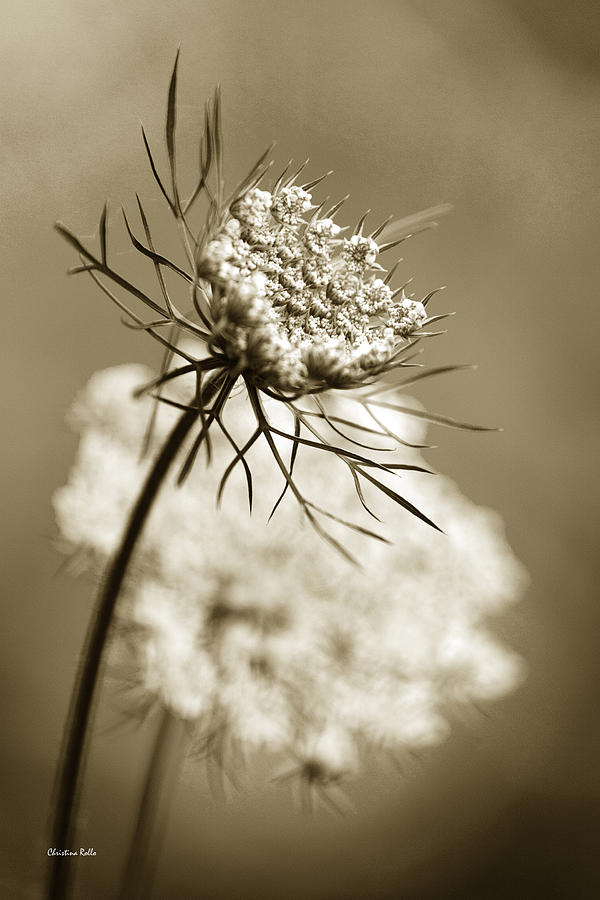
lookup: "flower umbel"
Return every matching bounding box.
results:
[199,185,433,394]
[55,365,527,795]
[55,54,491,556]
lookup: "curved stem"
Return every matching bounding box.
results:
[119,708,190,900]
[47,401,207,899]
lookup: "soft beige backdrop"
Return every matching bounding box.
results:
[2,1,599,897]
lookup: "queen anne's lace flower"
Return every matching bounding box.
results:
[56,59,480,552]
[54,365,527,790]
[201,181,433,393]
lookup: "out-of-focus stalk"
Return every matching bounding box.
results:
[119,708,190,900]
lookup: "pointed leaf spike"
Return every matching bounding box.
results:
[357,467,443,533]
[203,104,213,175]
[99,202,108,264]
[268,418,301,520]
[285,158,310,188]
[229,144,276,205]
[166,50,180,204]
[309,197,329,224]
[141,125,174,213]
[353,209,371,237]
[272,159,293,194]
[301,171,334,192]
[213,84,224,204]
[383,259,402,285]
[392,277,413,299]
[370,215,393,240]
[121,207,192,283]
[378,235,412,254]
[325,195,350,219]
[368,399,500,432]
[422,286,446,307]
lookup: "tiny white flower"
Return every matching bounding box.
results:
[342,234,379,272]
[390,297,428,336]
[271,185,313,225]
[230,188,273,227]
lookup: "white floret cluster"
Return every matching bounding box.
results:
[53,365,527,789]
[200,185,428,392]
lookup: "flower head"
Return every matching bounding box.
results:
[201,183,436,395]
[55,55,492,555]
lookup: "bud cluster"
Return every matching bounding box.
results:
[200,184,429,392]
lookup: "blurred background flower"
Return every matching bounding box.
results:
[53,364,526,787]
[2,1,599,897]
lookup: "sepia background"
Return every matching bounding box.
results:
[2,0,599,897]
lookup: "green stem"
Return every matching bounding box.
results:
[47,401,205,899]
[119,708,190,900]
